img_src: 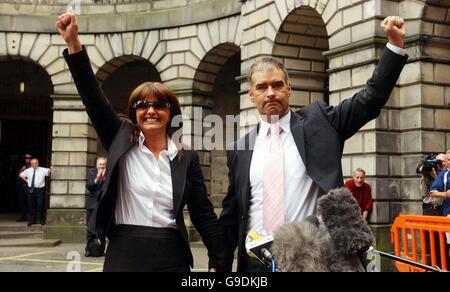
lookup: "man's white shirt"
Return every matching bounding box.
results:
[20,167,50,188]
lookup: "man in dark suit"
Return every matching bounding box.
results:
[16,154,32,222]
[85,157,107,257]
[220,16,408,272]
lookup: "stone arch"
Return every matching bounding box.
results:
[194,15,244,59]
[95,55,161,113]
[89,31,165,82]
[0,33,71,94]
[94,55,161,156]
[184,15,243,85]
[272,5,329,108]
[419,0,450,154]
[193,43,241,94]
[256,1,337,46]
[0,56,53,213]
[421,0,450,29]
[191,43,241,207]
[258,0,399,51]
[420,0,450,57]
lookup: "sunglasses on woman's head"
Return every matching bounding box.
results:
[133,100,171,110]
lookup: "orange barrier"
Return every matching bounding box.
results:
[390,214,450,272]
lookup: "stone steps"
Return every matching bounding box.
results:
[0,231,43,240]
[0,225,43,232]
[0,218,61,247]
[0,238,61,248]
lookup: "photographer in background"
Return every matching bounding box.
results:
[429,153,450,263]
[417,153,447,216]
[417,153,448,267]
[435,153,447,172]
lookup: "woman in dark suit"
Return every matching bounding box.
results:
[57,12,227,272]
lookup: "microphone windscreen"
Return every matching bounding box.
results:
[317,188,374,257]
[272,222,328,272]
[304,215,320,227]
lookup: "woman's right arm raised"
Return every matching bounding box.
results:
[57,12,121,150]
[56,13,82,54]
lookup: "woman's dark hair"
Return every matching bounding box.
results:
[126,82,183,143]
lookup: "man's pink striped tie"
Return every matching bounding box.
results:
[263,123,285,234]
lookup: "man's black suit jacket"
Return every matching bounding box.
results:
[85,169,103,210]
[64,47,227,270]
[220,48,408,271]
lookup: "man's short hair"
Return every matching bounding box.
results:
[446,150,450,155]
[247,57,290,86]
[353,168,366,176]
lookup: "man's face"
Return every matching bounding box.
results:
[249,66,291,120]
[96,160,106,171]
[446,155,450,169]
[353,171,366,187]
[30,159,39,169]
[437,154,447,171]
[25,158,31,165]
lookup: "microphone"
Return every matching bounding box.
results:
[271,221,328,272]
[317,188,374,259]
[304,214,320,227]
[272,188,374,272]
[245,230,274,268]
[271,188,441,272]
[317,188,374,272]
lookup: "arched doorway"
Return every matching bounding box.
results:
[95,56,161,156]
[0,58,53,214]
[273,5,329,109]
[193,43,241,206]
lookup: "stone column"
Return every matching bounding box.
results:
[174,89,213,241]
[45,94,97,243]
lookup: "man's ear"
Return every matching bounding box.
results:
[249,89,255,103]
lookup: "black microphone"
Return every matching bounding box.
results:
[304,215,320,227]
[245,230,274,268]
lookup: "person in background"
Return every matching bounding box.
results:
[344,168,373,221]
[445,151,450,170]
[85,157,107,257]
[436,153,448,172]
[19,159,51,226]
[430,153,450,265]
[16,153,32,222]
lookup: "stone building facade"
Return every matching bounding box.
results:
[0,0,449,249]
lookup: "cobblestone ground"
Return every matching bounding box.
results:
[0,243,212,272]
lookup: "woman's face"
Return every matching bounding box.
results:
[135,99,171,135]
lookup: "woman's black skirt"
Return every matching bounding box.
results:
[103,225,190,272]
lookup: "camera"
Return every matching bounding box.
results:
[417,154,443,175]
